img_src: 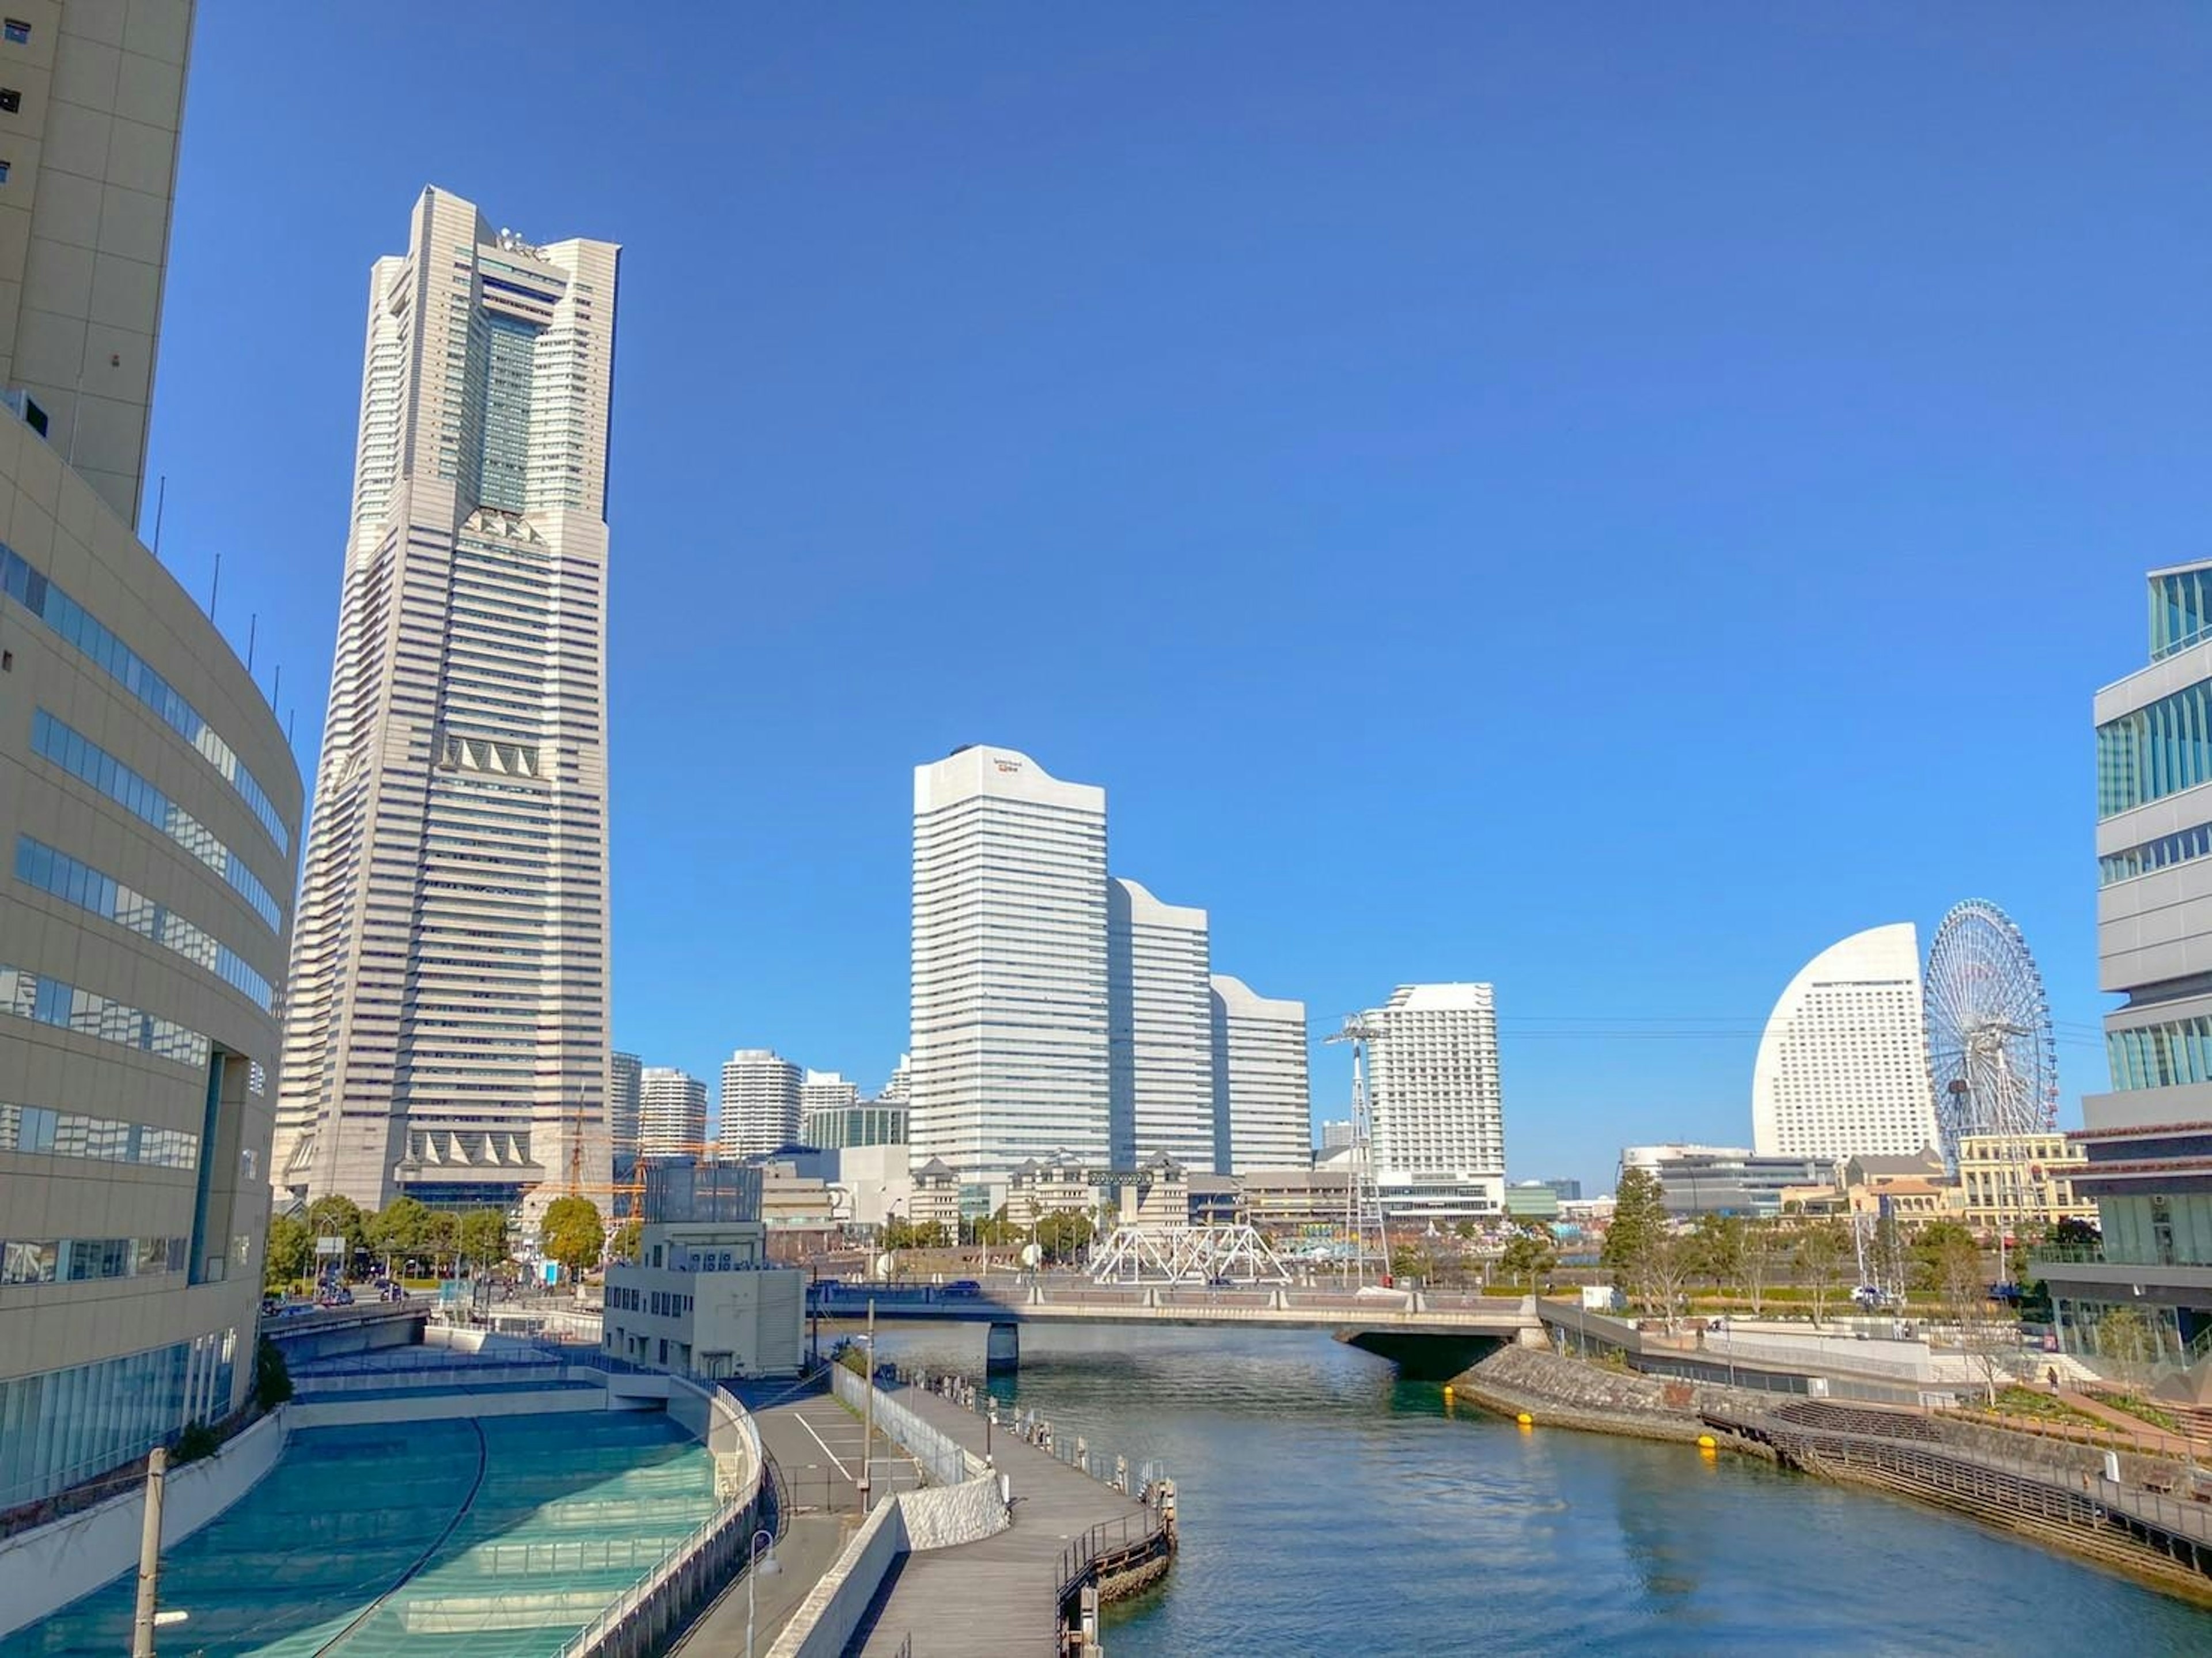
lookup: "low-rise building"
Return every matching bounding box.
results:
[1116,1153,1190,1235]
[1505,1182,1563,1223]
[1641,1147,1832,1217]
[1008,1153,1101,1227]
[1187,1173,1244,1227]
[601,1162,804,1379]
[1241,1166,1354,1243]
[1956,1132,2096,1234]
[904,1158,963,1236]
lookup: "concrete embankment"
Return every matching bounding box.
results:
[1453,1345,2212,1606]
[1448,1344,1779,1451]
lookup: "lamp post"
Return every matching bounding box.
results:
[744,1527,781,1658]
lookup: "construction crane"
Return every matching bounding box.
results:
[1324,1015,1391,1289]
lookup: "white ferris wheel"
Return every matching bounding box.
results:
[1922,899,2059,1169]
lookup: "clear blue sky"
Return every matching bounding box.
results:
[145,5,2211,1194]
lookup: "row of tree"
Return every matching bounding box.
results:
[264,1193,613,1288]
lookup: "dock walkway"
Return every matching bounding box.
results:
[849,1383,1156,1657]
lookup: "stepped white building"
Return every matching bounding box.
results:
[638,1067,707,1156]
[911,746,1109,1183]
[1750,923,1938,1163]
[720,1048,802,1156]
[1210,976,1311,1173]
[273,188,619,1209]
[1365,983,1506,1217]
[1109,878,1217,1171]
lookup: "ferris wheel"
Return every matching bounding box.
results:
[1923,899,2060,1168]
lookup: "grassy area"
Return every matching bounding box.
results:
[1968,1386,2112,1431]
[2093,1391,2184,1434]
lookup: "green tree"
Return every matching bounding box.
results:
[424,1211,460,1276]
[1498,1221,1558,1294]
[1602,1168,1668,1293]
[1931,1230,2006,1404]
[2097,1304,2157,1387]
[1910,1219,1980,1297]
[305,1194,368,1264]
[459,1208,510,1274]
[609,1218,643,1263]
[366,1196,433,1274]
[264,1213,313,1289]
[1794,1221,1850,1327]
[1691,1212,1746,1290]
[252,1336,293,1413]
[540,1195,605,1279]
[1389,1242,1429,1284]
[1033,1208,1094,1262]
[1737,1220,1783,1316]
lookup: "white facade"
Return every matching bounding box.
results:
[1751,923,1938,1163]
[1109,877,1215,1170]
[274,188,619,1209]
[719,1048,801,1156]
[609,1050,642,1159]
[0,0,309,1513]
[911,746,1109,1182]
[878,1053,910,1102]
[1365,984,1506,1210]
[800,1069,859,1118]
[637,1066,707,1156]
[1210,974,1310,1173]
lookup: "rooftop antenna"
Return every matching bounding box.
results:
[245,613,256,675]
[207,551,219,622]
[150,476,166,561]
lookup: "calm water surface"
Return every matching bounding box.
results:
[868,1322,2212,1656]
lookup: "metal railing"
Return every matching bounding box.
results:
[1055,1510,1167,1608]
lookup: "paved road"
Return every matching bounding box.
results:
[848,1384,1156,1658]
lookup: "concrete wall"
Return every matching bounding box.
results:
[0,1407,287,1638]
[286,1387,609,1429]
[899,1471,1013,1549]
[765,1498,907,1658]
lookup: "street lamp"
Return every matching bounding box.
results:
[745,1527,781,1658]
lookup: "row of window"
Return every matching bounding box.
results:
[32,710,282,929]
[2097,677,2212,819]
[2150,566,2212,662]
[2099,818,2212,887]
[2107,1017,2212,1093]
[0,1101,198,1169]
[0,1330,236,1512]
[1,545,289,852]
[0,963,211,1069]
[1,1235,188,1286]
[15,836,272,1009]
[607,1285,694,1317]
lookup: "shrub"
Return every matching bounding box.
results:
[253,1336,293,1412]
[172,1421,222,1464]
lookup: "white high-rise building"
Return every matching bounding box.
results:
[912,745,1109,1183]
[801,1069,859,1120]
[1751,923,1937,1163]
[1210,975,1310,1173]
[609,1051,642,1159]
[1109,878,1215,1170]
[637,1067,707,1156]
[1365,984,1507,1215]
[273,188,619,1210]
[878,1054,911,1102]
[721,1048,802,1156]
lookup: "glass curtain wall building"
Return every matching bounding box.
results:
[272,188,620,1212]
[0,0,306,1513]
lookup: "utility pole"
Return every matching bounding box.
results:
[1325,1016,1389,1289]
[130,1447,166,1658]
[859,1298,876,1512]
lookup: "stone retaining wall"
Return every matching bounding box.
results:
[1455,1344,1782,1441]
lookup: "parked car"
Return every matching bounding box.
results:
[943,1280,982,1297]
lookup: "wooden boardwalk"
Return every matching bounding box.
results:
[849,1384,1155,1657]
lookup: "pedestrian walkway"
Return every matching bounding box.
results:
[2053,1388,2207,1458]
[846,1384,1157,1658]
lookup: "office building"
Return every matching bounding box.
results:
[1364,983,1506,1217]
[1636,1147,1831,1219]
[1109,877,1215,1171]
[608,1050,642,1159]
[911,745,1109,1184]
[719,1048,801,1156]
[1505,1182,1562,1222]
[1750,923,1938,1164]
[0,0,310,1514]
[1209,974,1310,1174]
[799,1069,858,1127]
[2040,564,2212,1363]
[1319,1120,1354,1154]
[805,1097,907,1150]
[637,1066,706,1156]
[273,188,619,1211]
[1539,1177,1583,1202]
[601,1161,803,1380]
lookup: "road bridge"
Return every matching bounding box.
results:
[809,1284,1540,1378]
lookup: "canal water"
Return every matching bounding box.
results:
[866,1322,2212,1656]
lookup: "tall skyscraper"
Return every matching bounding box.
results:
[1109,878,1215,1170]
[1209,974,1310,1172]
[720,1048,802,1156]
[637,1066,707,1156]
[609,1051,642,1158]
[0,0,310,1513]
[1365,983,1507,1217]
[272,188,620,1211]
[1750,924,1937,1163]
[912,745,1109,1183]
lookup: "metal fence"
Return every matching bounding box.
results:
[829,1364,972,1486]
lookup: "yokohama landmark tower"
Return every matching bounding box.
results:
[274,188,619,1210]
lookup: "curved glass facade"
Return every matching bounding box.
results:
[2107,1016,2212,1092]
[2151,564,2212,662]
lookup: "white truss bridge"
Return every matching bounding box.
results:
[1088,1223,1295,1285]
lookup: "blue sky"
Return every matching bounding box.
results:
[145,5,2211,1193]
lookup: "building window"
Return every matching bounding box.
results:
[0,88,19,113]
[0,161,12,184]
[2,21,28,45]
